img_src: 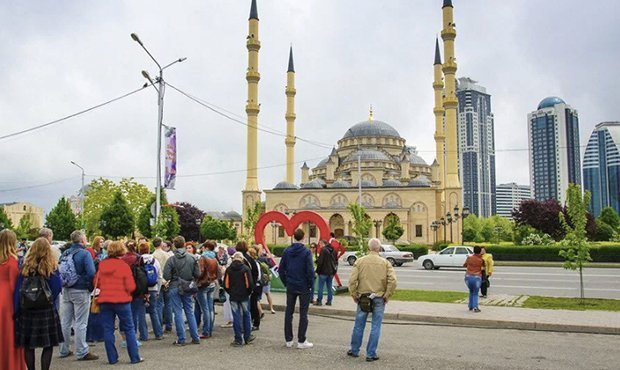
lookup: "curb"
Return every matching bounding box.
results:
[265,303,620,335]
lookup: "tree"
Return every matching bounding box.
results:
[242,201,263,241]
[595,219,615,241]
[201,216,236,241]
[45,197,77,240]
[100,191,134,239]
[513,224,536,245]
[598,207,620,230]
[558,184,592,300]
[480,218,495,242]
[490,215,513,242]
[0,207,14,230]
[348,203,372,255]
[462,214,481,242]
[137,189,180,240]
[174,202,205,241]
[16,213,36,240]
[382,214,404,243]
[512,199,565,240]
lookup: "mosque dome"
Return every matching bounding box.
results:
[537,96,565,110]
[331,180,352,188]
[342,120,401,140]
[273,181,298,190]
[408,175,432,187]
[343,148,393,163]
[410,153,428,166]
[382,179,403,187]
[301,179,324,189]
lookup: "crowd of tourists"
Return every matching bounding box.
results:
[1,226,400,368]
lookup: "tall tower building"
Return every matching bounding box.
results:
[242,0,262,216]
[285,46,297,184]
[528,96,581,204]
[496,182,532,219]
[583,121,620,216]
[456,77,496,217]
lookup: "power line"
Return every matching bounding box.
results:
[0,85,149,141]
[0,176,79,193]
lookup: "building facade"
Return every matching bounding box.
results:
[527,96,581,204]
[495,183,532,219]
[456,77,496,217]
[583,122,620,217]
[0,202,44,229]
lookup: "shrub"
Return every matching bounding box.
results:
[471,244,620,262]
[522,233,554,246]
[432,240,450,251]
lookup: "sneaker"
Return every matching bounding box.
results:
[131,358,145,364]
[297,340,313,349]
[366,356,380,362]
[221,322,233,328]
[78,353,99,361]
[230,341,243,347]
[325,302,332,306]
[245,335,256,344]
[191,339,201,345]
[480,295,487,298]
[473,307,481,313]
[251,326,259,331]
[121,340,142,348]
[314,301,322,306]
[172,341,186,347]
[59,351,73,359]
[347,350,359,358]
[285,341,294,348]
[164,328,172,333]
[270,309,276,314]
[199,334,210,339]
[260,312,265,319]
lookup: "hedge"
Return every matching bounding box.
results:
[468,244,620,263]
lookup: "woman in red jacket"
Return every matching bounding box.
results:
[95,241,143,364]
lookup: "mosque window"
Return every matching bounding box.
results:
[415,225,423,237]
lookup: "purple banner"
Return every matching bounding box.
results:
[164,127,177,189]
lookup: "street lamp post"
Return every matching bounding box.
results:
[131,33,186,226]
[430,221,439,244]
[447,212,453,243]
[70,161,85,229]
[195,218,202,243]
[440,217,446,242]
[271,221,277,245]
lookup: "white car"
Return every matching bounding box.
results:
[417,246,473,270]
[342,244,414,267]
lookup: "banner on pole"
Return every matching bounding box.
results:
[164,126,177,189]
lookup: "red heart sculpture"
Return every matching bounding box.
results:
[254,210,331,251]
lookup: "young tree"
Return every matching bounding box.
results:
[480,217,495,242]
[559,184,592,300]
[174,202,205,241]
[201,216,235,241]
[0,207,15,230]
[462,214,481,242]
[100,191,135,239]
[45,197,77,240]
[242,201,263,241]
[137,190,180,240]
[15,213,35,240]
[598,207,620,230]
[382,214,404,243]
[348,203,372,255]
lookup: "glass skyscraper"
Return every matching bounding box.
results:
[527,97,581,204]
[583,122,620,216]
[456,77,496,217]
[495,182,532,219]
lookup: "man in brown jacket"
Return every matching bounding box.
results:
[347,238,397,362]
[196,240,221,339]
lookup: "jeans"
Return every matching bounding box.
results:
[147,291,163,338]
[284,290,311,343]
[349,297,385,358]
[230,299,252,344]
[195,286,215,336]
[465,275,482,309]
[59,288,91,359]
[100,303,141,364]
[169,287,200,343]
[131,297,148,341]
[160,287,172,331]
[317,274,334,304]
[86,312,104,342]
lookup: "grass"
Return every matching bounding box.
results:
[391,289,467,303]
[494,261,620,268]
[523,296,620,312]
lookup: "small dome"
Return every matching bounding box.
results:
[332,180,352,188]
[382,179,403,187]
[361,179,376,187]
[223,211,242,220]
[314,157,329,168]
[408,175,432,187]
[344,148,392,163]
[342,120,401,140]
[273,181,298,190]
[537,96,565,110]
[301,179,324,189]
[410,154,428,166]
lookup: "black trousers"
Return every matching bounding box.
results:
[284,290,311,343]
[250,287,261,328]
[481,272,489,296]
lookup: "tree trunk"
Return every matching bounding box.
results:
[579,265,585,301]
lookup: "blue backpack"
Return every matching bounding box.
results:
[144,260,158,287]
[59,249,81,287]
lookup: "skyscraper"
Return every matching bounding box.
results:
[456,77,496,217]
[528,97,581,204]
[583,122,620,216]
[495,183,532,219]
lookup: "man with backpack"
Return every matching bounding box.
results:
[58,230,98,361]
[121,241,149,344]
[315,239,338,306]
[223,252,255,347]
[163,236,201,346]
[138,242,163,340]
[195,241,220,339]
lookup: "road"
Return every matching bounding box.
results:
[335,263,620,299]
[53,308,618,369]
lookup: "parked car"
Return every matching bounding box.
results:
[417,246,473,270]
[342,244,414,267]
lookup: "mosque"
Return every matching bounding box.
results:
[242,0,464,245]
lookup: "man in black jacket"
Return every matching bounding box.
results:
[224,252,255,346]
[315,239,338,306]
[235,241,262,331]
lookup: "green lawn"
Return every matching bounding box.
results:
[391,289,467,303]
[494,261,620,268]
[523,296,620,312]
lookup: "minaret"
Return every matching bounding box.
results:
[242,0,262,216]
[433,37,445,189]
[285,46,297,184]
[441,0,461,189]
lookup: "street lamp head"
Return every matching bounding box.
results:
[462,207,470,218]
[70,160,76,165]
[141,70,153,81]
[130,33,143,46]
[178,57,187,63]
[454,205,459,214]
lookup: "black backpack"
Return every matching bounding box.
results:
[131,259,149,297]
[20,275,53,310]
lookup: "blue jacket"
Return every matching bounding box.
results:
[279,243,314,293]
[62,243,96,290]
[13,270,63,315]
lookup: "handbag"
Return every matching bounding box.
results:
[173,257,199,296]
[218,286,227,303]
[90,272,100,314]
[358,294,374,313]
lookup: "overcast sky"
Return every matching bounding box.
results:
[1,0,619,215]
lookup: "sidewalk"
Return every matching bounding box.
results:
[265,292,620,335]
